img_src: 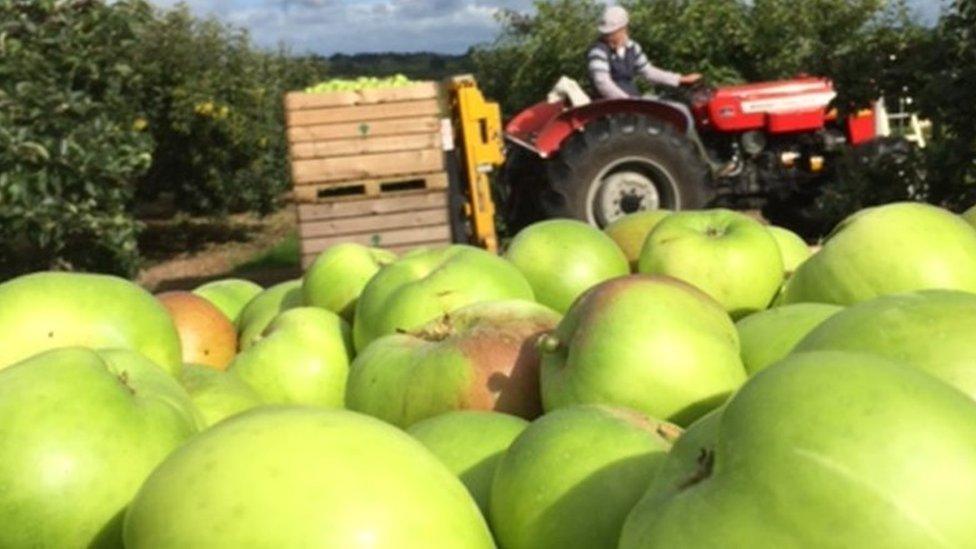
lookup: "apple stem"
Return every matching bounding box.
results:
[537,333,561,353]
[678,448,715,490]
[115,371,136,395]
[655,423,683,443]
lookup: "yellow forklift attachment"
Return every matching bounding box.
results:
[445,75,504,253]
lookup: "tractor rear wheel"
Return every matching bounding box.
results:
[542,114,712,227]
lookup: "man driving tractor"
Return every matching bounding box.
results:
[588,5,701,99]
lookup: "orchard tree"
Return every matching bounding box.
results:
[472,0,602,115]
[472,0,930,115]
[0,0,327,278]
[624,0,752,84]
[0,0,155,277]
[917,0,976,207]
[133,6,326,215]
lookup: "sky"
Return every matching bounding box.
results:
[149,0,946,55]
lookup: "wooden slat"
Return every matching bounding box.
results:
[301,225,452,255]
[298,191,448,221]
[287,117,441,144]
[289,133,441,161]
[299,208,448,239]
[292,172,447,202]
[285,82,440,111]
[291,149,444,185]
[285,99,441,127]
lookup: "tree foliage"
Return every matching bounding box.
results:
[132,7,325,215]
[0,0,326,277]
[472,0,604,116]
[916,0,976,207]
[474,0,923,113]
[2,0,973,278]
[474,0,976,220]
[0,0,154,277]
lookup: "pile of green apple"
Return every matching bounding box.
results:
[304,74,413,93]
[3,201,976,548]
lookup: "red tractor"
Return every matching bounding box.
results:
[498,76,897,234]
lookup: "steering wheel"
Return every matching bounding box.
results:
[661,79,713,107]
[686,79,715,106]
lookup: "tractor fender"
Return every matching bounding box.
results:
[505,98,693,159]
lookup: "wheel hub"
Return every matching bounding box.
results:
[594,170,661,226]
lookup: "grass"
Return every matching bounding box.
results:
[232,230,301,274]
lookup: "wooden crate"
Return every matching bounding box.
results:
[297,190,453,267]
[284,82,447,197]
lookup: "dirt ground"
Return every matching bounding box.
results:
[136,205,300,292]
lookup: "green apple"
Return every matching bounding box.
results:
[650,406,723,485]
[0,271,182,376]
[619,351,976,547]
[236,279,304,350]
[353,245,534,351]
[490,405,678,549]
[123,407,495,548]
[231,307,352,407]
[0,347,199,548]
[180,363,264,427]
[541,275,746,426]
[407,410,528,514]
[97,348,204,429]
[780,202,976,305]
[638,209,784,318]
[735,303,843,375]
[604,210,673,271]
[767,225,811,274]
[347,299,560,427]
[793,289,976,399]
[193,278,263,324]
[303,243,397,320]
[616,405,725,536]
[504,219,629,312]
[963,204,976,228]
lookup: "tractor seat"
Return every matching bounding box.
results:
[547,76,592,107]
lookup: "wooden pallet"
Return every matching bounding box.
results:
[297,190,453,267]
[292,171,448,203]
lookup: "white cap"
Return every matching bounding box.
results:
[598,5,629,35]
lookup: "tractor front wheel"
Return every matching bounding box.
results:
[542,114,712,227]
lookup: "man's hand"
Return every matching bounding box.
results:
[679,73,703,86]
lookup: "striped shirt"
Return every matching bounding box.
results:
[588,39,681,99]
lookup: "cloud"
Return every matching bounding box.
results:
[391,0,467,18]
[149,0,533,54]
[150,0,944,55]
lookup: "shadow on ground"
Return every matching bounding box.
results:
[138,217,261,262]
[136,207,301,292]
